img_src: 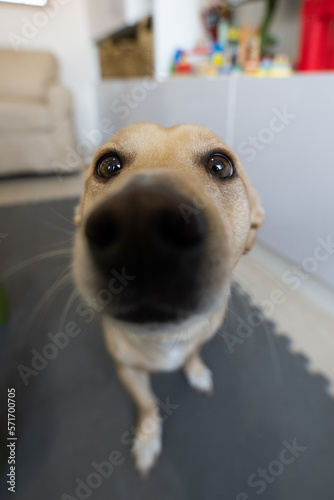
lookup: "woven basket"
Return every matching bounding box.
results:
[99,18,153,78]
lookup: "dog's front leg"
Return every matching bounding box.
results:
[116,363,161,476]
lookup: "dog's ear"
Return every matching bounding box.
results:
[244,181,265,254]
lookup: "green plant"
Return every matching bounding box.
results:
[260,0,278,56]
[230,0,278,56]
[0,283,9,325]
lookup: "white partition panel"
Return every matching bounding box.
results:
[97,77,229,139]
[97,74,334,289]
[233,74,334,289]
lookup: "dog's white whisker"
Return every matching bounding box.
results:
[40,237,75,251]
[58,262,74,280]
[59,288,80,329]
[50,208,76,227]
[42,221,75,237]
[2,249,72,280]
[26,272,74,327]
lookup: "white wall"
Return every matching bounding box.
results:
[153,0,206,78]
[86,0,125,41]
[124,0,152,26]
[0,0,100,143]
[87,0,153,42]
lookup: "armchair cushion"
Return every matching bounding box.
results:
[0,50,58,103]
[0,100,53,132]
[0,84,73,133]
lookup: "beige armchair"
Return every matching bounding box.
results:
[0,49,83,176]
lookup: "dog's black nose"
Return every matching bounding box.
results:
[86,187,206,250]
[84,181,208,323]
[85,182,207,267]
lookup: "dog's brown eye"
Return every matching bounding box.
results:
[96,154,122,179]
[207,154,234,180]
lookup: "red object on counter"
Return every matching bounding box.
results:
[298,0,334,71]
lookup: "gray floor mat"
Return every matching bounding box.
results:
[0,199,333,500]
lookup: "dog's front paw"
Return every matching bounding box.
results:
[184,355,214,395]
[186,366,213,395]
[132,419,162,476]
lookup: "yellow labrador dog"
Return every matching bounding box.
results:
[73,123,264,475]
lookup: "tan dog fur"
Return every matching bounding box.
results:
[73,123,264,475]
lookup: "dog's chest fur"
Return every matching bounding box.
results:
[102,308,225,372]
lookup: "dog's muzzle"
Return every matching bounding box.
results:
[84,180,208,324]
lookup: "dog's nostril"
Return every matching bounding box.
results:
[85,212,119,248]
[154,209,206,249]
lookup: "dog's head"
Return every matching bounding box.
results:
[73,123,264,331]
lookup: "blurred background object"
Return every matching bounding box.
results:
[98,17,153,78]
[298,0,334,71]
[171,0,290,77]
[0,49,81,176]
